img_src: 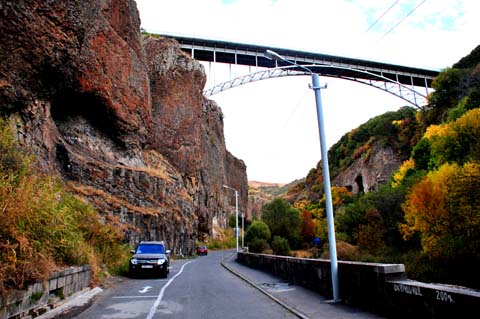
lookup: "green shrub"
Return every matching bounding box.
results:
[248,238,270,254]
[244,220,271,244]
[271,236,290,256]
[228,214,237,228]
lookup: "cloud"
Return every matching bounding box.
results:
[137,0,478,68]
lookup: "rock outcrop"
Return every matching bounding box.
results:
[0,0,247,254]
[282,141,403,205]
[332,141,402,193]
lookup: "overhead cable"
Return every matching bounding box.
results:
[380,0,427,40]
[366,0,400,32]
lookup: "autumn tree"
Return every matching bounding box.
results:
[401,162,480,259]
[353,207,385,254]
[314,218,328,243]
[300,210,316,242]
[336,182,409,249]
[421,108,480,169]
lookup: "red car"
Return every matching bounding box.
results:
[196,245,208,256]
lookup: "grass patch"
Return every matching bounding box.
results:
[31,291,44,303]
[0,118,130,294]
[207,228,236,251]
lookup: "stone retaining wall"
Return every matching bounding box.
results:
[237,252,480,319]
[1,265,91,319]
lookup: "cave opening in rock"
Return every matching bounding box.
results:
[55,142,75,178]
[355,174,364,194]
[51,90,124,148]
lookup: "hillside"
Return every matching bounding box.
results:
[276,44,480,288]
[284,106,418,203]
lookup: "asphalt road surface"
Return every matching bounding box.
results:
[72,250,297,319]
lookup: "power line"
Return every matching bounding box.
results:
[366,0,400,32]
[281,86,310,129]
[380,0,427,40]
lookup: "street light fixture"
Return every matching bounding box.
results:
[223,184,239,253]
[265,49,340,302]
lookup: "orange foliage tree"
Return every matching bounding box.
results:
[300,210,316,241]
[353,207,385,254]
[331,186,353,208]
[401,162,480,259]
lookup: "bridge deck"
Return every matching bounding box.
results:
[160,34,439,88]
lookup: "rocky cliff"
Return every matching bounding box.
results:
[0,0,247,255]
[332,141,402,193]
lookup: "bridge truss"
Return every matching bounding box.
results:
[203,65,430,108]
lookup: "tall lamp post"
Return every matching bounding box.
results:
[265,49,340,302]
[241,212,245,248]
[223,184,239,253]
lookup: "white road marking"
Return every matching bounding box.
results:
[146,260,195,319]
[139,286,153,293]
[112,295,157,299]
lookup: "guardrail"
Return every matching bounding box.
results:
[237,252,480,319]
[0,265,91,319]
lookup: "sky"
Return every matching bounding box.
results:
[135,0,479,184]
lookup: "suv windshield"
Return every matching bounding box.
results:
[136,244,165,254]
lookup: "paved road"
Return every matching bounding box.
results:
[72,250,296,319]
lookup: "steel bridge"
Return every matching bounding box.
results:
[160,34,440,108]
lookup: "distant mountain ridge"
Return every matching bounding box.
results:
[247,179,303,219]
[248,181,285,188]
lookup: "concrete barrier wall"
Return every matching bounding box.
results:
[0,265,91,319]
[237,252,480,319]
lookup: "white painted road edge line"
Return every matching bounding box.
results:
[112,295,158,299]
[146,260,195,319]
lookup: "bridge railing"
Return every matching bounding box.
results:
[237,252,480,319]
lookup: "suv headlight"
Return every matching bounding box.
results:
[157,258,165,265]
[130,258,138,265]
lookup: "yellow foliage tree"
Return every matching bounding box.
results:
[293,199,311,211]
[423,108,480,167]
[392,158,416,188]
[455,108,480,135]
[314,218,328,240]
[424,123,456,140]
